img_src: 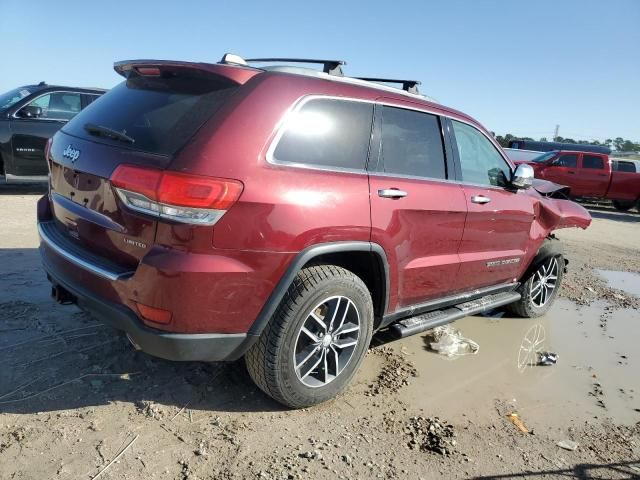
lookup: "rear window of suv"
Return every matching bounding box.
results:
[62,70,238,156]
[272,98,374,170]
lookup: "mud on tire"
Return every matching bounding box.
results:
[245,265,374,408]
[506,239,565,318]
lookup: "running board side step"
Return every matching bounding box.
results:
[389,291,521,339]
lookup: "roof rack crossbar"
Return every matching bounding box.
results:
[356,77,422,94]
[245,57,346,76]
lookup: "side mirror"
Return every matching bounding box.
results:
[17,105,43,118]
[511,163,534,189]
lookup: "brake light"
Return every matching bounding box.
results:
[158,171,243,209]
[136,66,161,76]
[45,138,53,176]
[44,138,53,161]
[110,165,243,225]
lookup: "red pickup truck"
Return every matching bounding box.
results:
[513,151,640,211]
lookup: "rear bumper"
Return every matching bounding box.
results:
[43,259,252,361]
[37,192,294,342]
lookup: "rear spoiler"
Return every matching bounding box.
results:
[113,59,260,85]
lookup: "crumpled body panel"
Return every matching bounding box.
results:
[537,197,592,231]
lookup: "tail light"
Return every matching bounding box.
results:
[110,165,243,225]
[44,138,53,161]
[45,138,53,175]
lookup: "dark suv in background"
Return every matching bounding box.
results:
[0,83,105,183]
[38,54,591,408]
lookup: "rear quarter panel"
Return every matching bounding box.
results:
[170,74,378,252]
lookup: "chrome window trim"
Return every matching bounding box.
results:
[12,89,85,121]
[38,222,132,281]
[265,94,515,190]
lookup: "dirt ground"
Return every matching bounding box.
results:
[1,187,639,480]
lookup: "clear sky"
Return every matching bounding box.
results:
[1,0,638,141]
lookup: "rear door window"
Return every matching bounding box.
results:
[378,106,446,179]
[62,71,239,156]
[582,155,605,169]
[272,98,373,170]
[555,154,578,168]
[83,94,102,107]
[613,160,636,173]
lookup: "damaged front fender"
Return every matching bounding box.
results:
[532,178,571,199]
[537,197,592,230]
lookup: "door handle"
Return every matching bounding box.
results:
[567,171,576,174]
[378,188,408,199]
[471,195,491,204]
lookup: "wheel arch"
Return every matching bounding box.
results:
[522,236,566,281]
[246,242,390,339]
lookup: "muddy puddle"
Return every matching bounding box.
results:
[597,269,640,296]
[371,298,640,429]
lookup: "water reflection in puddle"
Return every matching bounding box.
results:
[597,269,640,296]
[374,299,640,429]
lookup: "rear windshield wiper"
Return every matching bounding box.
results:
[84,123,135,144]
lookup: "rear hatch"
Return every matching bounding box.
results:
[47,61,252,269]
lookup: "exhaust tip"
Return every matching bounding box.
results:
[51,285,76,305]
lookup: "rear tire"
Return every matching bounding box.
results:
[506,240,564,318]
[612,200,635,212]
[245,265,373,408]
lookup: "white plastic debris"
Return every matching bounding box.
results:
[557,439,579,451]
[427,325,479,357]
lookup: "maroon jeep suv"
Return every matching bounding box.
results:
[37,54,591,408]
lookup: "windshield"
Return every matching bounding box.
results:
[62,71,238,156]
[530,151,557,163]
[0,87,35,110]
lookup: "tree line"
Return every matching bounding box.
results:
[494,134,640,152]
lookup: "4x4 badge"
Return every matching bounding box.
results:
[63,145,80,163]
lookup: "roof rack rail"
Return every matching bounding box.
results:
[245,57,346,76]
[356,77,421,94]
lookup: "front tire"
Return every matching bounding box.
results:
[507,242,564,318]
[245,265,374,408]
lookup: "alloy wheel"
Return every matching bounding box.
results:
[529,256,559,308]
[293,296,361,388]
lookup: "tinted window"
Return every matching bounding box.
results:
[531,151,557,163]
[85,94,101,106]
[582,155,604,169]
[273,99,373,170]
[379,106,446,179]
[555,154,578,168]
[452,120,511,187]
[613,160,636,173]
[26,92,81,120]
[0,87,35,110]
[63,72,238,156]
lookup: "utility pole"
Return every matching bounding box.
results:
[553,124,559,141]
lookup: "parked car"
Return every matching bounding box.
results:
[37,54,591,408]
[513,151,640,211]
[0,83,105,183]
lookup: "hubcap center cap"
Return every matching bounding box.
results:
[322,334,333,347]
